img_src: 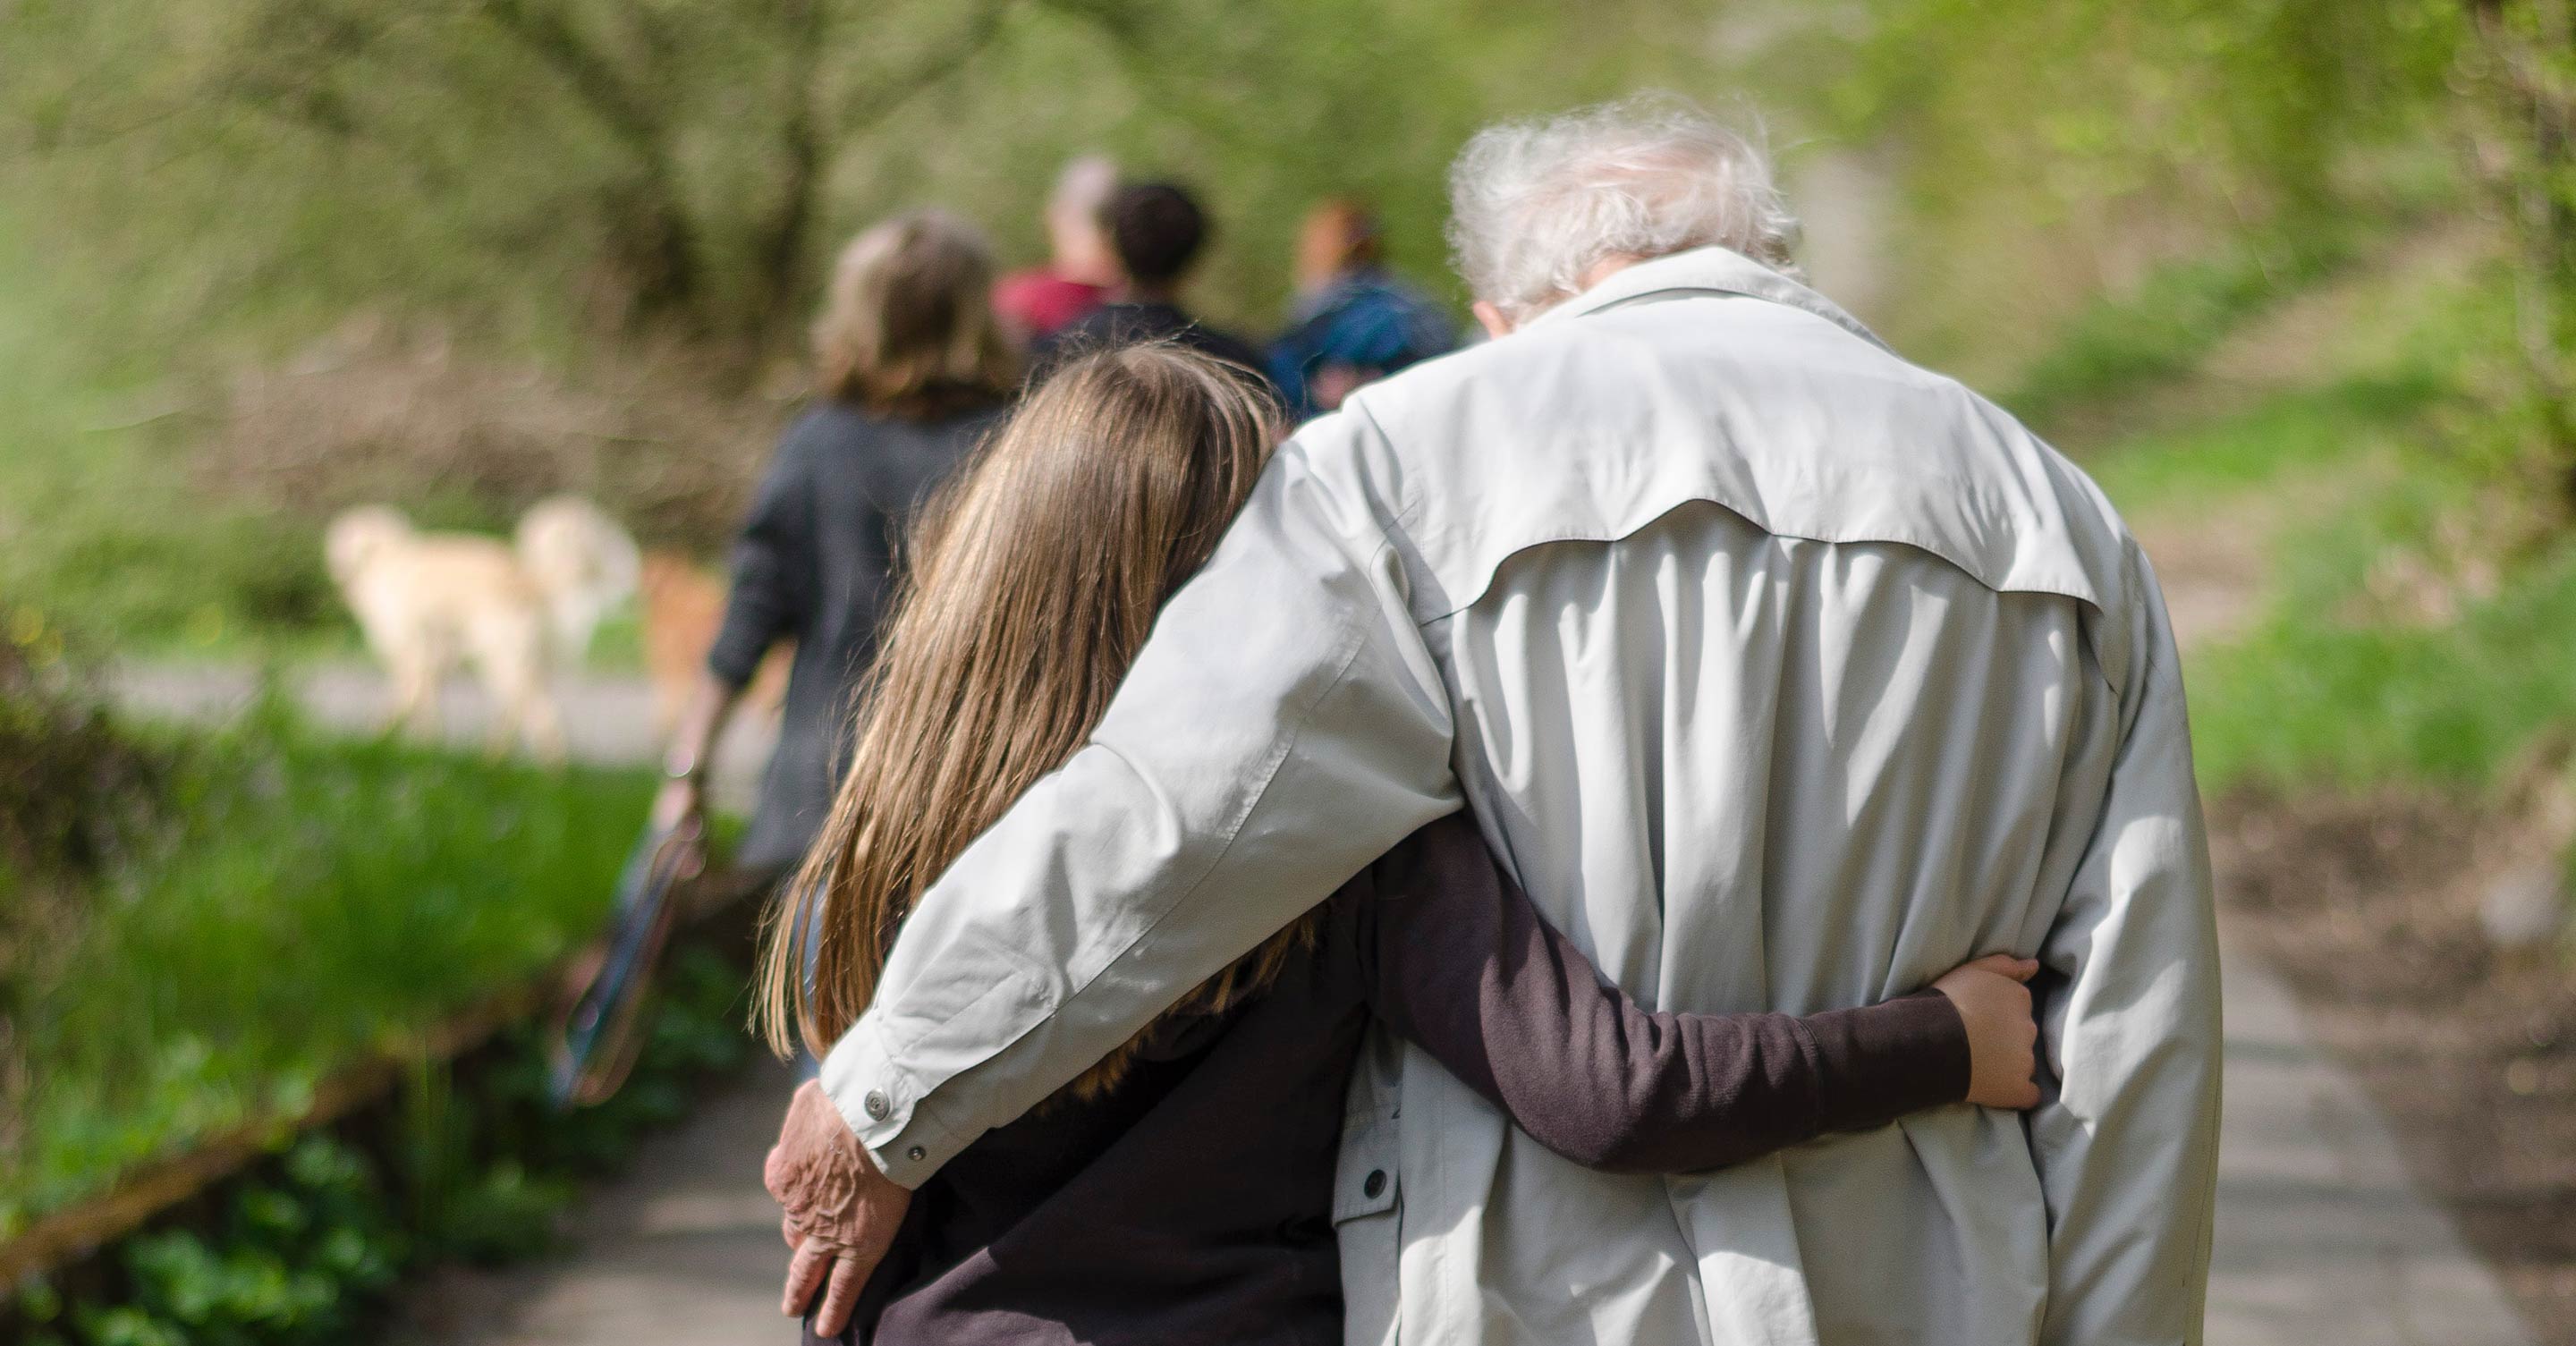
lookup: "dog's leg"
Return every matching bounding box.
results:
[470,607,565,765]
[521,690,569,766]
[387,645,439,740]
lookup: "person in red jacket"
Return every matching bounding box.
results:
[991,155,1122,344]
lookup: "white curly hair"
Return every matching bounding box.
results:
[1446,96,1801,323]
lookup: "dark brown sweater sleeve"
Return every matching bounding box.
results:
[1357,814,1971,1175]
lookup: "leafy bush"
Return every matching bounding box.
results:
[0,609,168,881]
[10,945,750,1346]
[0,612,175,1171]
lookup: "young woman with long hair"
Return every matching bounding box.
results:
[759,343,2043,1345]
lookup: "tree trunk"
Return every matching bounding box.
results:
[746,0,827,343]
[614,183,708,326]
[2470,0,2576,476]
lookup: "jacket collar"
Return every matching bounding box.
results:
[1534,245,1892,353]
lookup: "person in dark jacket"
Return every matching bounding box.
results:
[756,346,2048,1343]
[1267,198,1459,420]
[652,210,1014,875]
[1026,181,1270,386]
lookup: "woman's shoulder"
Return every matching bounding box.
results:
[789,395,1002,452]
[779,397,881,451]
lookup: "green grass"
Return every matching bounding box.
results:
[2065,253,2576,797]
[2004,233,2353,436]
[2083,369,2448,516]
[3,710,654,1234]
[2189,542,2576,793]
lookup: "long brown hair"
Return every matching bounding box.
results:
[811,209,1017,419]
[757,345,1305,1097]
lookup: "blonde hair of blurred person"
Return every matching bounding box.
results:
[993,155,1123,343]
[1046,156,1123,287]
[655,210,1015,876]
[813,212,1018,419]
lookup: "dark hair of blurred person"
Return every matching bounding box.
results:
[1105,182,1210,287]
[1267,198,1458,420]
[653,209,1014,883]
[1027,180,1272,390]
[992,155,1121,343]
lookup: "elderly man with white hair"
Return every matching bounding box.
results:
[768,97,2222,1345]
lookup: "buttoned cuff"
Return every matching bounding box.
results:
[818,1016,973,1189]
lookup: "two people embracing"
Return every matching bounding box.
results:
[758,97,2222,1346]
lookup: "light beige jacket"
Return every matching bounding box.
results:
[822,246,2222,1346]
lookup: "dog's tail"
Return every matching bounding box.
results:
[516,495,642,659]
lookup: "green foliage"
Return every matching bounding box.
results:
[1767,0,2471,376]
[92,1139,401,1345]
[4,1138,402,1345]
[0,197,351,657]
[0,0,1722,352]
[2083,372,2449,517]
[1821,0,2465,214]
[0,610,170,882]
[0,0,1744,658]
[1,711,654,1234]
[2004,233,2355,435]
[11,946,750,1345]
[2063,250,2576,797]
[2191,535,2576,793]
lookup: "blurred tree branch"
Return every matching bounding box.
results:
[746,0,1021,332]
[2464,0,2576,460]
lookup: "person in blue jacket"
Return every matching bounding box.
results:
[1267,199,1458,420]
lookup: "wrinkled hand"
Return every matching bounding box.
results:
[765,1080,911,1336]
[1931,953,2044,1110]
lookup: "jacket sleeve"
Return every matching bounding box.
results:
[2032,543,2224,1346]
[1360,815,1970,1175]
[819,411,1462,1184]
[706,420,814,688]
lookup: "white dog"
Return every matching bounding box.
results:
[325,496,640,762]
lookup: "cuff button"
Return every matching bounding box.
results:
[863,1089,891,1121]
[907,1146,926,1163]
[1362,1169,1387,1198]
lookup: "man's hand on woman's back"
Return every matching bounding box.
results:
[769,1079,912,1336]
[1931,954,2043,1110]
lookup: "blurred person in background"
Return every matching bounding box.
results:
[991,156,1122,345]
[652,210,1013,882]
[1027,181,1269,386]
[1267,199,1457,420]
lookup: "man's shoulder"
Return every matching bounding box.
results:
[1331,294,2144,625]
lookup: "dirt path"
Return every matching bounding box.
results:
[109,659,778,813]
[2207,919,2535,1344]
[387,1058,801,1345]
[2128,448,2543,1340]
